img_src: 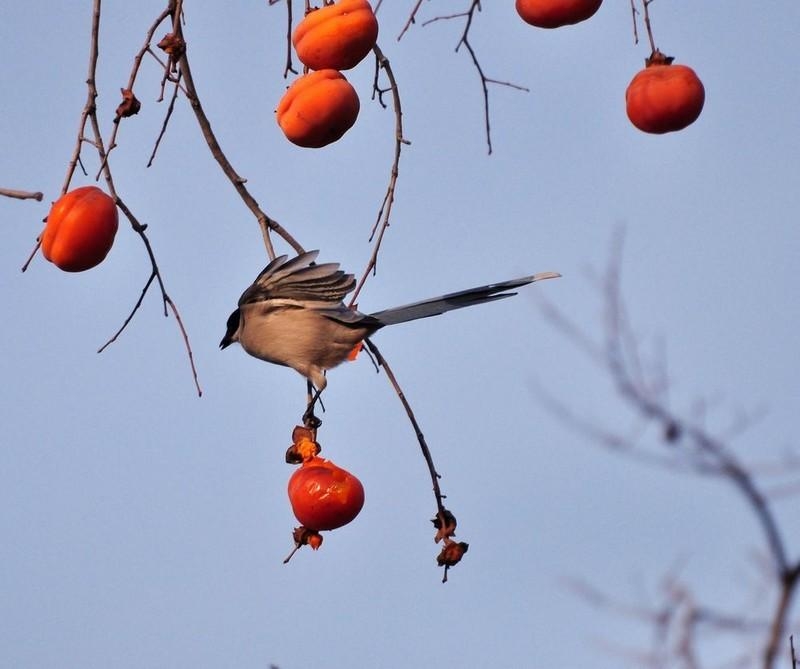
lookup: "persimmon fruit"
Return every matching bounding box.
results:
[41,186,119,272]
[293,0,379,71]
[288,456,365,531]
[626,57,705,134]
[515,0,602,28]
[276,69,360,148]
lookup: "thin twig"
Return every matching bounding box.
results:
[272,0,298,77]
[0,188,44,201]
[363,338,446,518]
[350,44,408,306]
[539,229,800,668]
[101,196,203,396]
[147,74,181,167]
[59,0,203,396]
[98,272,157,352]
[397,0,425,41]
[421,1,528,154]
[96,5,173,178]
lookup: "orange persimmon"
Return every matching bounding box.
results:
[288,456,365,531]
[292,0,379,71]
[515,0,602,28]
[276,69,360,148]
[626,56,705,134]
[40,186,119,272]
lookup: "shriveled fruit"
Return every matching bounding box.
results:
[515,0,602,28]
[41,186,119,272]
[288,456,364,531]
[293,0,379,71]
[626,56,705,134]
[276,69,360,148]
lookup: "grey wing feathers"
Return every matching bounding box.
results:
[238,251,356,306]
[369,275,541,327]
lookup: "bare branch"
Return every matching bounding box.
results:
[397,0,425,41]
[0,188,44,201]
[350,44,409,306]
[95,4,173,178]
[175,39,303,259]
[269,0,299,77]
[364,338,467,582]
[538,230,800,668]
[419,1,529,154]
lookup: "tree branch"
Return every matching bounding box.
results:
[0,188,44,201]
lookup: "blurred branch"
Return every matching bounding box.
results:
[538,229,800,668]
[565,571,769,668]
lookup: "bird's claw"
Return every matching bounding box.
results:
[302,407,322,429]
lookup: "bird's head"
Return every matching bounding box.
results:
[219,308,241,349]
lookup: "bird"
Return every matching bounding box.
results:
[220,250,560,417]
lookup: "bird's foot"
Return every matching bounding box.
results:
[302,406,322,429]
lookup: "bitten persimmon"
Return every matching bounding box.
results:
[293,0,379,71]
[288,456,364,531]
[626,56,705,134]
[276,69,360,148]
[41,186,119,272]
[515,0,602,28]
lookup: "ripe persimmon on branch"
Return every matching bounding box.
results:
[9,0,478,579]
[14,0,202,395]
[6,0,719,588]
[266,0,469,577]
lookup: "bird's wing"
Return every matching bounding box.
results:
[237,250,356,306]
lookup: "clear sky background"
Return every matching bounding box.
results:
[2,2,798,668]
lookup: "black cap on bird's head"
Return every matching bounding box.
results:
[220,309,241,349]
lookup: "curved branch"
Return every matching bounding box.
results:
[603,232,790,576]
[175,45,304,259]
[350,44,408,306]
[363,338,466,582]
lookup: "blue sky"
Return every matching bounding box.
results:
[2,2,798,668]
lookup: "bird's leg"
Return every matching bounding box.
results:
[303,380,323,429]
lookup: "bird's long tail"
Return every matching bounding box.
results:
[368,271,560,327]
